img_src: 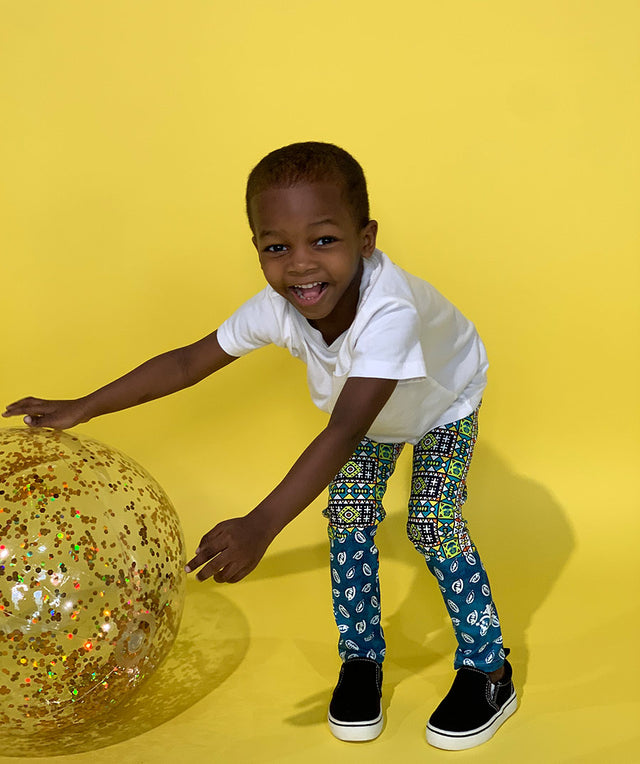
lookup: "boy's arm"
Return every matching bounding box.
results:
[2,331,238,429]
[186,376,398,583]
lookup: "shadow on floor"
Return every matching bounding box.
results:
[247,440,575,725]
[6,583,250,757]
[381,441,575,697]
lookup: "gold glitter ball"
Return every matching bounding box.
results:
[0,428,186,734]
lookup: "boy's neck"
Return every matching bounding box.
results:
[308,259,364,346]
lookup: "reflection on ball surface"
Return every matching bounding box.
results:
[0,428,186,734]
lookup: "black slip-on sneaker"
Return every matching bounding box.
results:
[426,653,517,750]
[328,657,383,742]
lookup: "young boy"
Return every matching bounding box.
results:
[3,142,516,750]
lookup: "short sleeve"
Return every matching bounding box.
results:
[344,299,428,381]
[216,288,282,357]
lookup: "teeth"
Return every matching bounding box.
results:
[292,282,323,289]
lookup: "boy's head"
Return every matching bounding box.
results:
[246,143,378,333]
[245,142,370,233]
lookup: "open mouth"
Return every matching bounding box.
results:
[288,281,328,305]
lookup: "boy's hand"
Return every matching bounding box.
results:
[185,376,398,585]
[185,512,274,584]
[2,397,90,430]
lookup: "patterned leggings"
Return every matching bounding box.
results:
[324,407,505,672]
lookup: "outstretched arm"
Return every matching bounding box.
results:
[2,330,238,429]
[186,375,398,583]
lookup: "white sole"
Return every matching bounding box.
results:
[328,709,384,742]
[426,690,517,750]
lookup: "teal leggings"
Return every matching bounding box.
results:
[324,407,505,672]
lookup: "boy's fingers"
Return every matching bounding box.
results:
[4,398,29,410]
[6,396,41,408]
[205,557,231,582]
[21,413,57,429]
[184,554,204,573]
[5,399,49,416]
[185,541,226,575]
[213,564,238,583]
[3,404,24,416]
[2,410,43,426]
[193,553,229,582]
[27,416,59,429]
[227,569,249,584]
[211,555,244,583]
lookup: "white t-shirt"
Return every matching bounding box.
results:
[217,249,488,444]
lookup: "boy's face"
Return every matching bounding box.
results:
[250,181,377,334]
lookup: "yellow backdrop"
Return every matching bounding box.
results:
[1,1,638,762]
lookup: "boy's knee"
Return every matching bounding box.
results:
[323,502,385,529]
[328,525,380,562]
[406,516,440,557]
[406,516,458,557]
[406,515,476,566]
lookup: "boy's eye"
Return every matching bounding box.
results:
[315,236,336,246]
[264,244,287,254]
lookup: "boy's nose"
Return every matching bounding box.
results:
[288,245,318,274]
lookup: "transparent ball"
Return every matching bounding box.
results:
[0,427,186,734]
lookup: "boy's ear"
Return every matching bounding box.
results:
[251,235,259,252]
[360,220,378,259]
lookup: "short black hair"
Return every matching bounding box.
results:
[245,141,370,232]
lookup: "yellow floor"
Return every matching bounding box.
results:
[1,388,638,764]
[1,1,639,761]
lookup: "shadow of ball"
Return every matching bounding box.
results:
[0,427,186,735]
[6,584,251,756]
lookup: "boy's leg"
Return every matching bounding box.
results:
[407,407,516,749]
[323,437,403,741]
[325,438,403,663]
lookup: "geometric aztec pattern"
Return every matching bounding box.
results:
[323,440,404,531]
[406,408,479,563]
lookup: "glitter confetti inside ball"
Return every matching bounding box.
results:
[0,427,186,735]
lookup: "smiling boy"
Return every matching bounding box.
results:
[4,142,517,749]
